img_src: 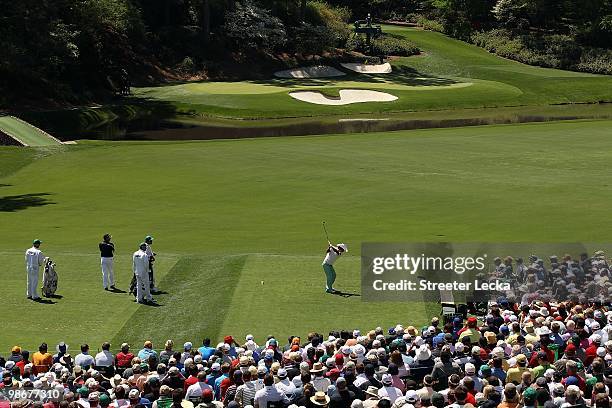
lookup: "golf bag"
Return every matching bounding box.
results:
[42,257,58,297]
[129,273,137,297]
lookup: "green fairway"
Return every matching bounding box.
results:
[0,116,62,146]
[129,25,612,119]
[3,119,612,351]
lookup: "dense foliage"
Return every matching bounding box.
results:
[0,0,354,107]
[370,0,612,74]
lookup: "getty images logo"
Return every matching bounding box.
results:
[371,253,488,275]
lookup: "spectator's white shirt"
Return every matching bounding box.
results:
[254,385,290,408]
[180,351,192,364]
[112,399,130,408]
[274,378,296,396]
[186,382,212,399]
[76,399,90,408]
[75,353,95,368]
[132,250,149,276]
[312,376,331,392]
[353,373,369,388]
[25,247,44,269]
[236,381,258,407]
[378,386,403,403]
[95,350,114,367]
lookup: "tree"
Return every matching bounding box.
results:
[224,1,287,53]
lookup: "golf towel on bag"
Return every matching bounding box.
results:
[42,257,58,297]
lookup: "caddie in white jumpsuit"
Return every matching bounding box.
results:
[133,243,154,304]
[25,239,45,300]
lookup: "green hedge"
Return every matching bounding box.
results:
[471,29,612,75]
[346,35,420,57]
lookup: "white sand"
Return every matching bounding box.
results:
[340,62,392,74]
[274,65,346,79]
[289,89,398,105]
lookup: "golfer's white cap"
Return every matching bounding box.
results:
[338,243,348,252]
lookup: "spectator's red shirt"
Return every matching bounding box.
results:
[465,391,477,405]
[15,359,29,375]
[220,377,232,400]
[116,352,135,367]
[562,375,586,390]
[528,345,555,368]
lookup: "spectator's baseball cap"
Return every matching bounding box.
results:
[99,393,110,407]
[11,346,21,353]
[565,376,579,386]
[33,239,42,245]
[145,236,153,241]
[184,342,192,350]
[128,389,140,399]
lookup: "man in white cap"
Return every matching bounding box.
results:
[25,239,45,300]
[322,241,348,294]
[133,243,154,305]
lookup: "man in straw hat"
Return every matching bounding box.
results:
[322,242,348,294]
[311,391,331,408]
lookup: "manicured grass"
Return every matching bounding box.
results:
[0,116,62,146]
[127,25,612,119]
[3,119,612,352]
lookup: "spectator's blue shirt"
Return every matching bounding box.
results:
[198,346,215,361]
[214,373,228,399]
[137,348,158,361]
[206,373,220,387]
[491,367,507,382]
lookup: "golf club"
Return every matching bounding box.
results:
[322,221,331,243]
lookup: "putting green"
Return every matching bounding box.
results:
[126,25,612,119]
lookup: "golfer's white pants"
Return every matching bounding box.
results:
[136,273,151,302]
[101,257,115,288]
[26,267,39,298]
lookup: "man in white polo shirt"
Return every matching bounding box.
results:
[25,239,45,300]
[322,241,347,294]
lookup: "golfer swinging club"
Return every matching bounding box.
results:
[322,240,347,294]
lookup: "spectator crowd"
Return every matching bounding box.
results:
[1,252,612,408]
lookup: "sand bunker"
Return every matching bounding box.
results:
[289,89,397,105]
[340,62,392,74]
[274,65,346,79]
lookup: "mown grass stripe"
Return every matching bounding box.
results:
[110,255,248,347]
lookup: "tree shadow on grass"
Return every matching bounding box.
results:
[0,192,55,212]
[247,66,459,89]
